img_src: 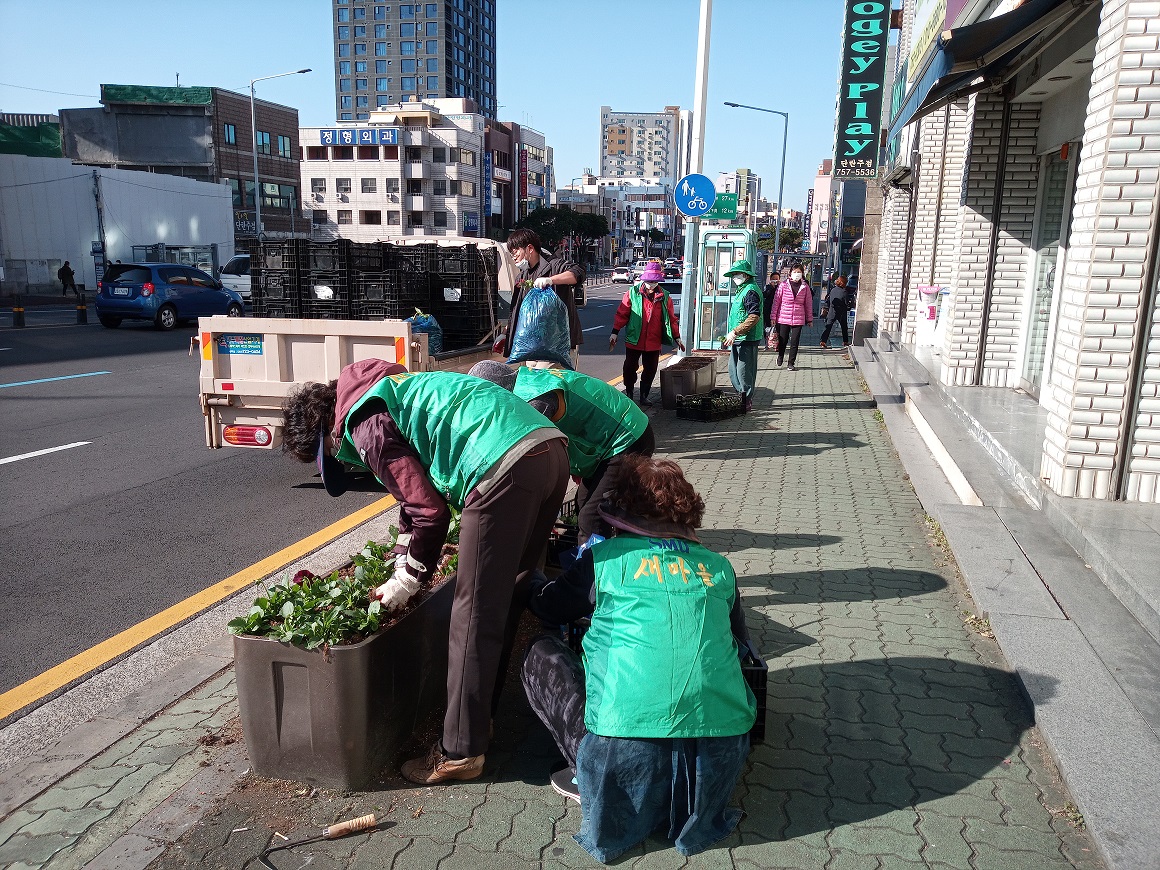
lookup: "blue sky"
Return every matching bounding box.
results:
[0,0,846,210]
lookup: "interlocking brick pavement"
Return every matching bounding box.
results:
[0,336,1104,869]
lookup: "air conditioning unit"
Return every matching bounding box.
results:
[337,193,349,202]
[311,192,324,202]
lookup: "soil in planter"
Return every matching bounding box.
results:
[331,542,458,638]
[667,356,712,371]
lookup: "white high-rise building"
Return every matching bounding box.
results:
[599,105,689,180]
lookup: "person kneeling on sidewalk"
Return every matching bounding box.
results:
[282,360,569,785]
[521,455,756,863]
[470,362,655,545]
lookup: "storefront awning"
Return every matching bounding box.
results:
[887,0,1088,141]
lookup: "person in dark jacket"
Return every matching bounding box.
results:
[281,360,569,786]
[521,454,755,862]
[762,272,779,351]
[58,261,77,297]
[819,275,851,348]
[503,229,586,368]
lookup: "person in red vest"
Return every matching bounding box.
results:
[609,262,685,406]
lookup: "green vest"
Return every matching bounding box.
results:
[624,284,675,347]
[727,281,763,342]
[334,371,555,508]
[582,534,756,739]
[514,368,648,478]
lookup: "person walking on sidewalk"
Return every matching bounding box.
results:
[504,229,586,369]
[281,359,569,785]
[610,261,684,407]
[520,454,756,861]
[763,270,779,351]
[58,261,78,297]
[772,265,813,371]
[470,361,655,545]
[720,259,764,412]
[819,275,851,349]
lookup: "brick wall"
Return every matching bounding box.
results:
[875,185,911,330]
[938,92,1040,385]
[1042,0,1160,501]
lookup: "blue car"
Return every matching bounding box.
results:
[95,263,245,330]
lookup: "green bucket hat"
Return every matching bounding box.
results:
[723,258,757,279]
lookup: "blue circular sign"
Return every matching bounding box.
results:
[675,173,717,218]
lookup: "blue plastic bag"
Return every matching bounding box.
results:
[406,309,443,355]
[507,285,572,369]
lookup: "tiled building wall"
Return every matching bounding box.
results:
[940,92,1040,386]
[1043,0,1160,501]
[875,186,911,330]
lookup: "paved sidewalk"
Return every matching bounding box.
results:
[0,332,1102,869]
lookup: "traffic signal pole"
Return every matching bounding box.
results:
[677,0,712,359]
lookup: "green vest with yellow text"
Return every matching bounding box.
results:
[581,533,756,739]
[334,371,555,508]
[514,367,648,478]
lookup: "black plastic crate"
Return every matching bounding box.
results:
[393,243,438,273]
[739,638,768,745]
[309,239,351,273]
[436,244,478,274]
[258,270,304,301]
[252,298,301,319]
[676,390,745,422]
[259,239,310,272]
[304,271,351,304]
[350,242,388,273]
[300,300,352,320]
[350,301,403,321]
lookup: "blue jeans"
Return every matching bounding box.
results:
[728,341,759,399]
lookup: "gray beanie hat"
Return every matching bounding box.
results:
[468,360,517,391]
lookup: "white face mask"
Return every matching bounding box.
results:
[642,281,658,290]
[514,256,529,272]
[732,275,746,287]
[791,273,803,282]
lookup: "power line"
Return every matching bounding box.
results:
[0,174,92,190]
[100,175,231,198]
[0,81,99,99]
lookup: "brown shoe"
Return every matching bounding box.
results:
[401,744,485,785]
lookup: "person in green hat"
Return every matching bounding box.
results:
[720,259,764,413]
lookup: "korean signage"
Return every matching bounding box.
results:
[803,188,814,243]
[482,153,493,218]
[234,210,257,236]
[527,184,546,199]
[704,192,738,221]
[462,212,479,233]
[493,166,512,182]
[318,127,399,146]
[833,0,892,178]
[518,148,528,200]
[216,334,264,356]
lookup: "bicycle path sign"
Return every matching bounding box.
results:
[675,173,717,218]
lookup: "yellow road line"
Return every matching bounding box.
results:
[606,352,674,386]
[0,494,397,719]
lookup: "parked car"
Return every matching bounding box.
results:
[218,254,252,302]
[96,263,245,330]
[632,259,657,280]
[664,264,681,279]
[611,265,633,284]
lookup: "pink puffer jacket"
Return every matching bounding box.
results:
[772,280,813,326]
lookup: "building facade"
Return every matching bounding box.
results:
[598,105,689,180]
[808,160,834,256]
[330,0,496,122]
[300,99,484,241]
[874,0,1160,502]
[59,85,302,239]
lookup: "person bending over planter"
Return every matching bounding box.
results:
[468,361,654,545]
[281,358,569,784]
[520,454,756,863]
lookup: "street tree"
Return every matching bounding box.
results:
[756,227,804,252]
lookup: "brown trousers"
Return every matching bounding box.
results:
[443,438,569,758]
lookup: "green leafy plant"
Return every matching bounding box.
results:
[229,517,459,650]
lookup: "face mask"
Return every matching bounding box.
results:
[732,275,746,287]
[791,273,802,282]
[642,281,658,290]
[514,256,529,272]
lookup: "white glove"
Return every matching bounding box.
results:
[722,330,737,348]
[375,568,422,612]
[532,277,553,289]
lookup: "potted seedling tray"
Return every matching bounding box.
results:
[676,389,744,422]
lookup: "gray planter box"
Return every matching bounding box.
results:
[660,356,717,410]
[233,575,455,790]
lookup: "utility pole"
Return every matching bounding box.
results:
[92,169,108,272]
[677,0,712,358]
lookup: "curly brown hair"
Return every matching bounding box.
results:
[611,454,705,529]
[281,380,337,463]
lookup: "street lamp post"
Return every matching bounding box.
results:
[250,68,311,238]
[724,102,788,277]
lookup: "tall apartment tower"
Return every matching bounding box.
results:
[599,105,688,180]
[331,1,496,122]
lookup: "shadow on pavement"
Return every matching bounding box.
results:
[737,568,948,604]
[671,429,868,460]
[700,530,844,552]
[730,656,1051,841]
